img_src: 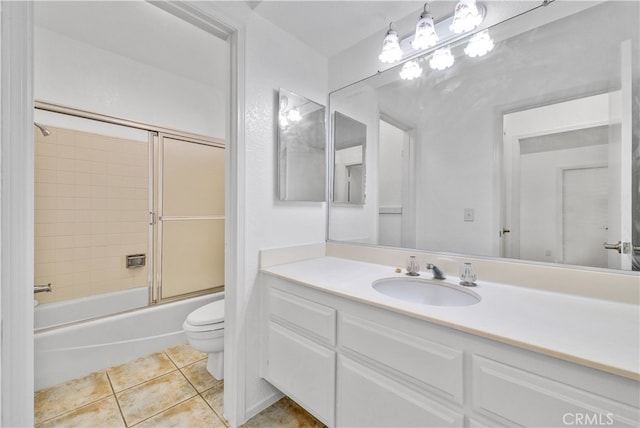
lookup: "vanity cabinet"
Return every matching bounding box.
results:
[262,275,640,427]
[263,286,336,426]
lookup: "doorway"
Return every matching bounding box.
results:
[33,0,230,323]
[502,92,631,269]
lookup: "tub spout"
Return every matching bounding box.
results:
[34,283,52,293]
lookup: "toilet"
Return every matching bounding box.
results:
[183,299,225,380]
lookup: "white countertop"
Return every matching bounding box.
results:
[262,256,640,380]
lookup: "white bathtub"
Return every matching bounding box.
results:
[35,287,149,331]
[34,291,223,390]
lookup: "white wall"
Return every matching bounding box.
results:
[198,2,328,422]
[35,26,226,139]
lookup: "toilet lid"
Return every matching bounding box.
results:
[186,300,224,326]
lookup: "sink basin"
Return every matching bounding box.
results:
[372,277,480,307]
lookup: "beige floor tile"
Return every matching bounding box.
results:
[116,370,197,426]
[164,343,207,368]
[36,395,125,428]
[35,370,113,424]
[201,381,225,422]
[107,352,177,392]
[181,359,221,392]
[241,397,325,428]
[133,395,226,428]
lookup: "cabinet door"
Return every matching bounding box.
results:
[336,356,463,427]
[265,322,335,426]
[472,355,639,427]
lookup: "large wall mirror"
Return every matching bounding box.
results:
[278,88,326,201]
[328,1,639,272]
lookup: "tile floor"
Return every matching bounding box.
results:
[35,343,325,428]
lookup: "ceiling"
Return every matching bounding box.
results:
[33,1,556,82]
[34,1,229,87]
[34,0,456,85]
[248,1,428,57]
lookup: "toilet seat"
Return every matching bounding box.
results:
[183,300,224,333]
[182,320,224,333]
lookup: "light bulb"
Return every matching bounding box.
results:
[464,30,494,57]
[412,5,439,50]
[399,60,423,80]
[286,107,302,122]
[379,25,403,64]
[429,46,454,70]
[450,0,482,34]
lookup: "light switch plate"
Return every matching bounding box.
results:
[464,208,474,222]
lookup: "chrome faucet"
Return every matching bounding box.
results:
[34,283,52,293]
[426,264,445,280]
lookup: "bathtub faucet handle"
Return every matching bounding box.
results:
[34,283,52,293]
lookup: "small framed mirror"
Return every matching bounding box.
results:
[277,88,326,201]
[333,112,366,204]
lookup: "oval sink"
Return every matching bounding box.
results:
[372,277,480,307]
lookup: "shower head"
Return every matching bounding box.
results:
[34,123,51,137]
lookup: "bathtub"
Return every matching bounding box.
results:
[34,290,223,390]
[35,287,149,331]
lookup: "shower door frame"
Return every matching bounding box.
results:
[153,132,226,304]
[34,101,225,306]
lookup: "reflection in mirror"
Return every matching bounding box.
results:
[278,88,326,201]
[333,112,366,204]
[328,1,639,272]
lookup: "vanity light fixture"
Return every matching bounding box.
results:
[399,60,423,80]
[411,3,439,50]
[429,46,455,70]
[450,0,483,34]
[378,22,403,64]
[464,29,494,57]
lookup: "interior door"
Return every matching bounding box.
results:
[606,40,634,270]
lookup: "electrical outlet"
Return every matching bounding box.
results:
[464,208,474,222]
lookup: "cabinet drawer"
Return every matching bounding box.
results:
[265,322,335,426]
[269,287,336,345]
[337,355,463,427]
[340,313,463,403]
[472,355,639,427]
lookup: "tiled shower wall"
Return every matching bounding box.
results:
[35,126,149,304]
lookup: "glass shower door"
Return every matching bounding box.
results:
[158,135,225,300]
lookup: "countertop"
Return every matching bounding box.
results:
[261,256,640,380]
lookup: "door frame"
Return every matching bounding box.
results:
[502,92,613,261]
[0,2,246,426]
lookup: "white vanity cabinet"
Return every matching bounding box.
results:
[262,274,640,427]
[263,285,337,426]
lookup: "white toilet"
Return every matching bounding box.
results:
[183,299,225,380]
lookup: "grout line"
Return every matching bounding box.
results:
[34,370,114,426]
[125,393,198,427]
[108,353,180,394]
[200,384,229,427]
[105,370,128,427]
